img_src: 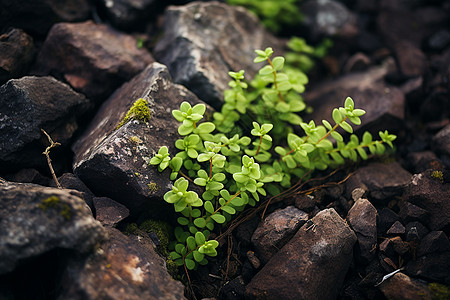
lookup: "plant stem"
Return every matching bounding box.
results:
[41,129,62,189]
[255,136,263,155]
[317,116,348,144]
[209,158,213,179]
[267,57,285,102]
[206,191,241,222]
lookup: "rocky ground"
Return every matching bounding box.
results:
[1,0,449,299]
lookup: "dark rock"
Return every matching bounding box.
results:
[417,231,450,257]
[73,63,204,217]
[390,236,410,255]
[386,221,406,236]
[380,272,432,300]
[347,198,378,264]
[405,251,450,283]
[433,124,450,158]
[294,194,316,212]
[234,215,260,248]
[404,170,450,231]
[343,52,371,73]
[379,238,395,257]
[50,173,96,214]
[154,1,279,108]
[405,222,429,242]
[379,253,398,273]
[378,207,401,235]
[59,227,186,300]
[0,28,35,84]
[246,250,261,269]
[93,197,129,227]
[427,29,450,51]
[305,61,405,136]
[34,20,154,102]
[405,151,441,174]
[399,202,430,224]
[393,40,427,77]
[0,76,89,171]
[299,0,358,41]
[7,168,50,186]
[97,0,158,30]
[245,208,357,300]
[0,0,91,35]
[0,181,105,275]
[251,206,308,264]
[344,162,412,203]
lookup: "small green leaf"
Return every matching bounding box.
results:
[339,121,353,133]
[211,214,226,224]
[185,258,195,270]
[332,108,343,124]
[221,205,236,214]
[272,56,285,70]
[195,231,206,245]
[204,201,214,214]
[259,65,274,75]
[177,217,189,225]
[193,250,205,262]
[186,236,196,250]
[194,218,206,228]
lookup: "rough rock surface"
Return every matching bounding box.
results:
[97,0,158,30]
[417,231,450,257]
[251,206,308,264]
[0,76,89,171]
[305,61,405,135]
[245,208,357,299]
[380,272,432,300]
[344,162,412,203]
[73,62,204,216]
[0,181,105,275]
[347,198,378,264]
[404,170,450,231]
[154,1,280,108]
[433,124,450,158]
[0,28,35,84]
[59,227,186,300]
[0,0,91,35]
[34,20,154,101]
[93,197,129,227]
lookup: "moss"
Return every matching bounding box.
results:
[147,182,159,192]
[129,136,143,144]
[429,283,450,300]
[124,223,139,235]
[116,98,151,130]
[140,220,172,257]
[431,170,444,183]
[37,196,72,221]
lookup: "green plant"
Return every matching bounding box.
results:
[150,47,396,275]
[116,98,151,129]
[285,36,333,73]
[227,0,302,33]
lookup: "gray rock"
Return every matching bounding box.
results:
[305,61,405,135]
[405,251,450,283]
[245,208,357,300]
[380,272,432,300]
[154,1,280,109]
[386,221,406,236]
[34,20,154,101]
[344,162,412,203]
[73,62,205,216]
[399,202,429,225]
[93,197,130,227]
[0,181,105,275]
[300,0,358,41]
[59,227,186,300]
[0,0,91,35]
[417,231,450,257]
[0,28,35,84]
[432,124,450,158]
[251,206,308,264]
[0,76,89,171]
[405,151,441,174]
[393,40,427,77]
[378,207,401,235]
[347,198,378,264]
[405,221,428,242]
[404,170,450,231]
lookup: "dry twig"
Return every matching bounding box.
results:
[41,129,62,189]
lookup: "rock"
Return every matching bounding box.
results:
[405,251,450,283]
[378,207,401,235]
[305,61,405,135]
[426,29,450,51]
[93,197,129,227]
[34,20,154,102]
[344,162,412,204]
[404,222,429,242]
[0,181,105,275]
[154,1,279,109]
[245,208,357,300]
[0,76,89,171]
[221,275,246,300]
[50,173,96,215]
[97,0,158,30]
[294,194,317,212]
[0,0,91,35]
[432,124,450,158]
[0,28,35,84]
[386,221,406,236]
[251,206,308,264]
[380,272,432,300]
[405,151,441,174]
[6,168,50,186]
[299,0,358,41]
[393,40,427,77]
[417,231,450,257]
[234,216,260,248]
[347,198,378,264]
[390,236,410,255]
[404,170,450,231]
[59,227,186,300]
[379,238,395,257]
[73,63,204,217]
